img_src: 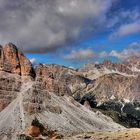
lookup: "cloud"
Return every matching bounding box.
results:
[65,41,140,61]
[30,58,36,63]
[64,49,94,60]
[64,41,140,61]
[99,42,140,60]
[128,42,140,48]
[0,0,114,53]
[109,22,140,39]
[107,8,140,28]
[107,7,140,39]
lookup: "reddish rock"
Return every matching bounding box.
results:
[18,50,35,77]
[26,126,41,137]
[3,43,21,74]
[0,43,34,77]
[0,43,34,111]
[0,99,9,111]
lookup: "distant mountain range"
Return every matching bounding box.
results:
[1,43,140,139]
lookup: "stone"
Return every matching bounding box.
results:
[26,126,41,137]
[35,64,72,96]
[0,43,34,77]
[84,100,91,110]
[3,43,21,74]
[18,50,35,77]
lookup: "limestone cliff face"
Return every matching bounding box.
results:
[88,73,135,105]
[73,73,136,106]
[0,43,34,77]
[35,63,91,95]
[35,64,71,96]
[0,72,21,111]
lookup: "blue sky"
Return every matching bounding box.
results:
[0,0,140,68]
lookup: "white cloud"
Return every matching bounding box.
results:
[109,21,140,39]
[107,8,140,29]
[128,42,140,48]
[64,49,94,60]
[30,58,36,63]
[99,42,140,60]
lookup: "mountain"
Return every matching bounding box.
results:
[0,43,123,140]
[77,59,140,128]
[79,56,140,80]
[77,58,140,105]
[74,73,135,105]
[0,43,34,77]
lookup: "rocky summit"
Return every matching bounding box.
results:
[0,43,124,140]
[0,43,34,77]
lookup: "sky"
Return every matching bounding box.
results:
[0,0,140,68]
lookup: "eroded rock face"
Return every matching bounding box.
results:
[90,73,135,105]
[3,43,21,74]
[0,72,21,111]
[0,43,34,77]
[18,50,35,77]
[0,43,35,112]
[35,64,70,96]
[74,73,136,106]
[35,63,89,96]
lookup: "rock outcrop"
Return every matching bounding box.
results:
[0,72,21,111]
[86,73,135,105]
[35,64,72,96]
[35,63,90,95]
[0,43,34,77]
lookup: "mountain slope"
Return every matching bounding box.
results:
[0,80,124,139]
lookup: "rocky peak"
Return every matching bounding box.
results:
[4,42,17,50]
[0,43,35,77]
[3,43,21,74]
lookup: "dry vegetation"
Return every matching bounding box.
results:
[65,128,140,140]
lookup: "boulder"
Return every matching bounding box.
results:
[26,126,41,137]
